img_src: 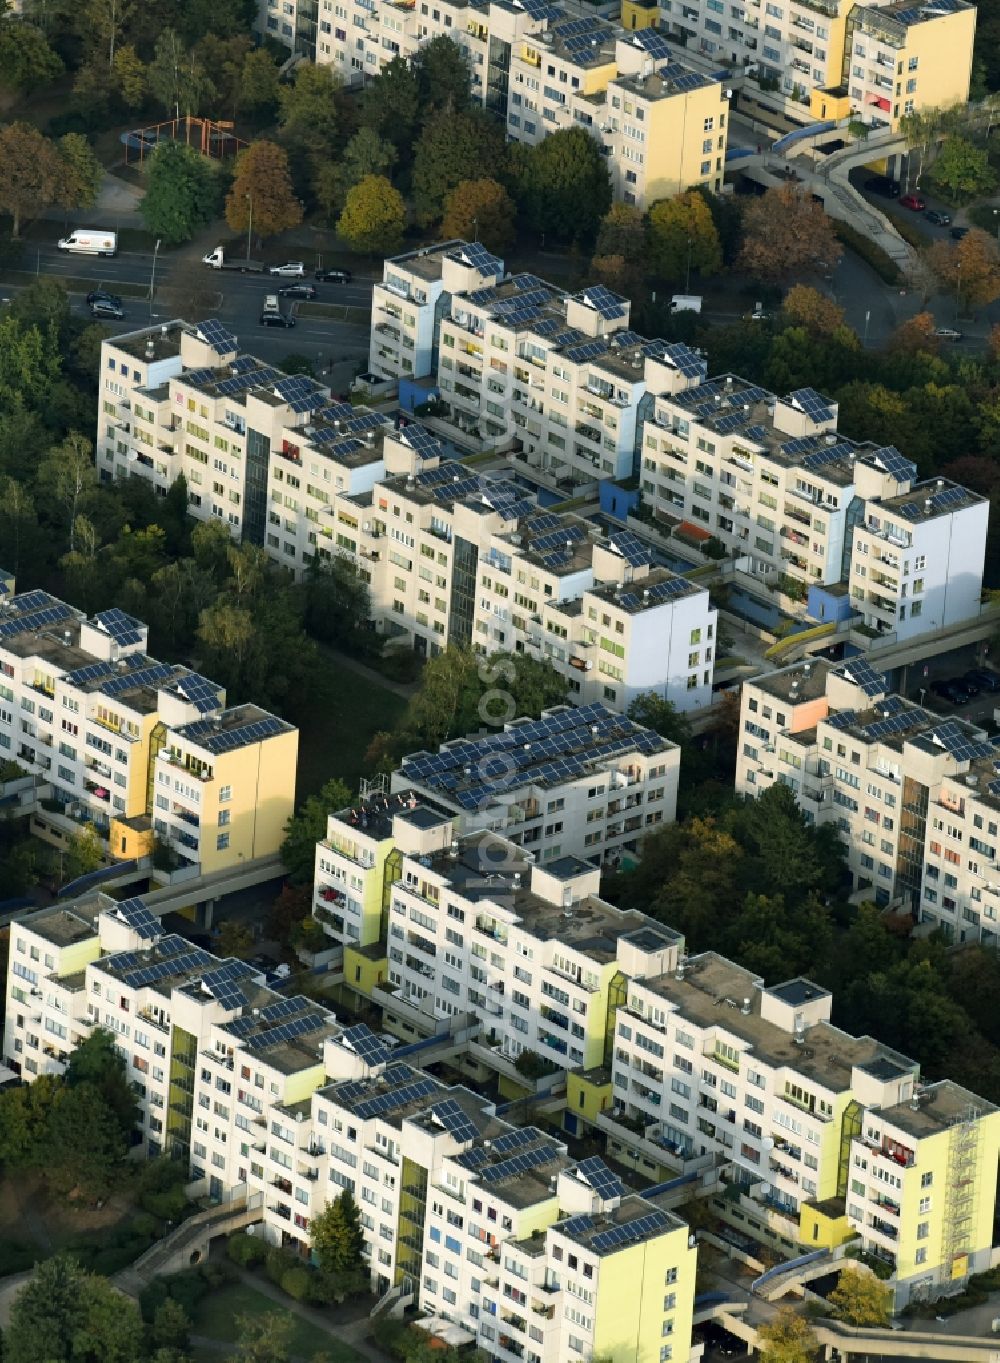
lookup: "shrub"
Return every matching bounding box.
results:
[162,1267,210,1317]
[202,1260,238,1289]
[227,1232,268,1268]
[266,1246,298,1286]
[139,1277,171,1324]
[280,1265,314,1301]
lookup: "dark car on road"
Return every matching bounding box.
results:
[865,175,900,198]
[90,297,125,319]
[277,283,318,299]
[931,678,973,704]
[87,289,122,308]
[315,267,352,283]
[965,668,1000,693]
[925,209,951,225]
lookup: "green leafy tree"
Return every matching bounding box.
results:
[226,140,303,239]
[141,142,222,245]
[337,174,406,255]
[281,777,353,883]
[38,434,97,553]
[929,135,997,199]
[626,692,692,746]
[278,62,340,166]
[62,823,104,882]
[239,46,281,114]
[56,134,103,213]
[413,34,470,113]
[647,190,722,282]
[513,127,612,244]
[229,1311,293,1363]
[412,107,507,227]
[81,0,134,67]
[315,127,397,221]
[152,1298,191,1354]
[828,1265,893,1327]
[7,1253,144,1363]
[310,1189,367,1277]
[440,177,516,252]
[359,55,420,154]
[758,1307,819,1363]
[112,43,146,106]
[147,27,215,118]
[0,9,63,89]
[215,919,255,959]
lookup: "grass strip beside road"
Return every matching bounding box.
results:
[296,301,371,320]
[0,269,152,298]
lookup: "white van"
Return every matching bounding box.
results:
[57,229,117,257]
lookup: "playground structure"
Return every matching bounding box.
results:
[120,115,249,164]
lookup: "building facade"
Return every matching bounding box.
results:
[0,585,296,874]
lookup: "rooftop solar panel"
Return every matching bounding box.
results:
[834,658,886,698]
[196,319,238,355]
[429,1097,479,1143]
[110,897,162,941]
[94,607,145,647]
[788,386,835,423]
[575,1156,624,1199]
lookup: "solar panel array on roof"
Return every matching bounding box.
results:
[196,320,238,355]
[429,1097,479,1143]
[923,721,998,763]
[175,712,287,754]
[174,672,222,714]
[714,410,751,436]
[606,530,653,568]
[244,1011,325,1052]
[199,960,252,1009]
[477,1141,560,1185]
[564,339,607,363]
[788,387,835,423]
[353,1074,440,1119]
[826,709,858,731]
[10,589,56,614]
[341,1023,392,1068]
[215,367,280,399]
[399,425,444,459]
[101,660,175,697]
[493,1126,545,1155]
[864,446,916,482]
[259,995,307,1023]
[452,241,503,276]
[989,779,1000,799]
[231,355,257,374]
[111,897,162,941]
[631,27,672,57]
[617,577,691,610]
[861,709,917,741]
[659,342,705,379]
[66,659,117,688]
[578,284,627,320]
[590,1209,671,1253]
[183,367,217,387]
[800,442,857,472]
[666,67,711,91]
[119,945,214,989]
[835,658,886,698]
[524,511,563,534]
[0,602,73,641]
[575,1156,624,1199]
[95,608,144,647]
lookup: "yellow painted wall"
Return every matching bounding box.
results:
[897,8,976,128]
[281,1061,327,1106]
[810,88,852,121]
[642,82,728,204]
[581,61,617,97]
[567,1070,613,1124]
[592,1224,697,1363]
[344,945,388,998]
[621,0,658,30]
[196,727,298,875]
[110,816,154,861]
[800,1201,853,1249]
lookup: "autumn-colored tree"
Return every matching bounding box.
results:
[0,121,64,236]
[828,1265,893,1327]
[738,184,842,283]
[589,252,643,297]
[647,190,722,282]
[315,127,397,221]
[226,140,303,239]
[594,201,646,263]
[928,228,1000,310]
[336,174,405,255]
[440,177,516,252]
[781,285,845,335]
[112,43,147,107]
[757,1306,819,1363]
[887,310,940,354]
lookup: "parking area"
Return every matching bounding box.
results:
[890,643,1000,730]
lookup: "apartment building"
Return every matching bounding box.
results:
[734,655,1000,942]
[607,951,1000,1307]
[98,320,394,578]
[0,586,296,873]
[312,702,679,948]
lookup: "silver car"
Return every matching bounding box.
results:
[268,261,306,277]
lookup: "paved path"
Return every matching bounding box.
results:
[228,1267,387,1363]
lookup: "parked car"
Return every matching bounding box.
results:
[268,261,305,277]
[960,675,981,697]
[865,175,900,198]
[965,667,1000,693]
[259,310,296,328]
[925,209,951,225]
[277,283,317,299]
[86,289,122,307]
[951,226,969,240]
[90,298,125,319]
[930,678,971,704]
[900,193,926,211]
[933,327,962,341]
[315,267,352,283]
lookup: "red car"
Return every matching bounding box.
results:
[900,193,926,211]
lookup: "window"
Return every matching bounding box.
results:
[217,833,230,851]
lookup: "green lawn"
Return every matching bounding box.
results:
[295,655,407,802]
[190,1281,362,1362]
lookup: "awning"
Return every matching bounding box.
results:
[677,520,712,542]
[413,1317,477,1348]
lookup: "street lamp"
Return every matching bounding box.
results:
[245,193,253,266]
[149,238,161,317]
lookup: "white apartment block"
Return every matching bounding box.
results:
[0,586,296,875]
[312,702,680,948]
[612,952,1000,1307]
[735,655,1000,944]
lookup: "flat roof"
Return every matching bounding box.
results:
[751,659,832,704]
[881,1079,997,1140]
[586,566,703,614]
[172,704,295,755]
[109,320,186,363]
[613,61,719,100]
[454,1125,570,1209]
[555,1193,686,1255]
[20,904,100,948]
[331,788,455,844]
[875,478,985,525]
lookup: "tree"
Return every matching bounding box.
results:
[112,43,146,107]
[929,135,997,199]
[229,1312,293,1363]
[278,62,340,165]
[359,56,420,154]
[314,127,397,221]
[337,175,405,255]
[887,310,939,354]
[411,107,507,227]
[828,1265,893,1327]
[647,190,722,282]
[781,285,846,335]
[215,919,255,959]
[63,823,104,882]
[6,1253,144,1363]
[311,1189,366,1276]
[147,28,215,119]
[82,0,134,67]
[239,47,280,114]
[281,777,353,883]
[226,140,303,239]
[38,434,97,552]
[141,143,221,245]
[0,121,64,236]
[514,127,612,244]
[57,134,104,213]
[928,228,1000,310]
[414,35,470,114]
[757,1308,818,1363]
[626,692,692,746]
[0,11,63,89]
[594,202,647,263]
[65,1025,139,1140]
[738,184,841,283]
[440,177,516,252]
